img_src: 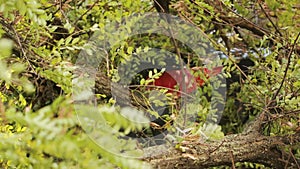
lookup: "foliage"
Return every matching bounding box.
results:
[0,0,299,168]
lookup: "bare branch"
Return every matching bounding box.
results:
[272,32,300,101]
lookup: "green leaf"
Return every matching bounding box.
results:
[72,37,80,45]
[0,61,11,82]
[65,36,72,45]
[127,46,133,54]
[0,38,13,59]
[11,63,26,73]
[16,0,26,15]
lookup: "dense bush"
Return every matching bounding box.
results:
[0,0,299,168]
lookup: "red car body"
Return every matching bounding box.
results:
[149,66,223,96]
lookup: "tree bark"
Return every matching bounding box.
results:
[143,132,300,168]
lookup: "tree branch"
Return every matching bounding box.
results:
[144,132,300,168]
[272,32,300,101]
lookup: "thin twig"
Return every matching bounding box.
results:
[73,0,100,25]
[290,148,300,169]
[272,32,300,101]
[230,151,236,169]
[258,3,283,37]
[59,0,70,24]
[129,84,195,99]
[12,25,35,71]
[154,0,188,127]
[167,24,188,128]
[153,0,167,13]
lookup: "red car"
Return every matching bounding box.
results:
[148,66,223,96]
